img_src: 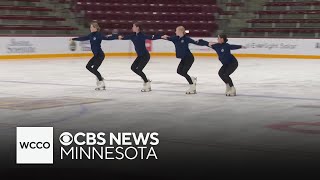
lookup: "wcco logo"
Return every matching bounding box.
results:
[16,127,53,164]
[19,141,51,149]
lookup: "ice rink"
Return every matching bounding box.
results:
[1,56,320,172]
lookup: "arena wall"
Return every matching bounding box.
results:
[0,37,319,59]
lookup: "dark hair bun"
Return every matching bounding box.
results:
[219,34,228,43]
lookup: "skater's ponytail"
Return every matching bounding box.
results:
[218,34,228,43]
[90,22,101,32]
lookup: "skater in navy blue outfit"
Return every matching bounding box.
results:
[119,23,166,92]
[162,26,208,94]
[71,22,118,90]
[198,34,246,96]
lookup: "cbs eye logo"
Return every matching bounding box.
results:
[59,132,73,146]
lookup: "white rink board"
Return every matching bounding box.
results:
[0,37,133,55]
[0,36,319,56]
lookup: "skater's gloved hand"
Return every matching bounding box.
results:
[241,46,247,49]
[197,39,205,44]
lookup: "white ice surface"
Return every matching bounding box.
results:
[0,57,319,163]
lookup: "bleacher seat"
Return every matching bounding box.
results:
[0,1,77,35]
[242,0,320,38]
[73,0,218,37]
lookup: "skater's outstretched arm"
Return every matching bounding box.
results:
[101,33,119,40]
[186,37,209,46]
[161,35,178,42]
[197,39,217,47]
[72,35,90,41]
[118,34,134,40]
[143,34,162,40]
[199,39,245,50]
[229,44,244,50]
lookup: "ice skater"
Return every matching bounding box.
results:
[118,23,166,92]
[198,34,246,96]
[162,26,207,94]
[70,22,118,90]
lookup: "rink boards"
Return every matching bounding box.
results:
[0,36,319,59]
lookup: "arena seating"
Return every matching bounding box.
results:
[241,1,320,38]
[72,0,220,37]
[1,0,319,38]
[74,0,217,4]
[222,1,244,13]
[215,0,245,19]
[0,0,77,35]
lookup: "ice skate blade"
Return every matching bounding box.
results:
[226,94,236,96]
[141,88,152,92]
[95,87,106,91]
[186,91,197,94]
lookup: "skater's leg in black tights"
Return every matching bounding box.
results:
[131,53,150,83]
[218,60,238,87]
[86,54,104,81]
[177,54,194,84]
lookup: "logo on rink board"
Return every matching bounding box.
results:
[316,42,320,49]
[245,42,297,50]
[79,41,91,51]
[145,39,152,51]
[6,39,36,54]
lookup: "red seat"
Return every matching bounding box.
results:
[13,0,41,2]
[102,28,213,37]
[75,3,220,13]
[75,0,216,5]
[97,20,217,31]
[73,0,217,37]
[0,25,77,31]
[85,11,215,21]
